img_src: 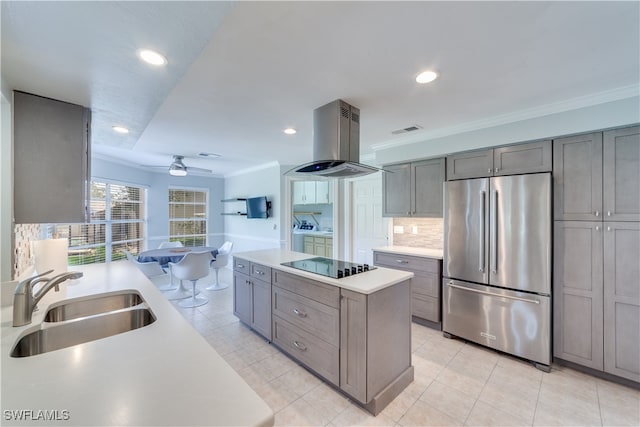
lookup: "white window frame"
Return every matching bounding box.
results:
[168,186,209,247]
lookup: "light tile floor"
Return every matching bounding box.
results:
[157,269,640,427]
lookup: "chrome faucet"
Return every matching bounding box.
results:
[13,270,84,327]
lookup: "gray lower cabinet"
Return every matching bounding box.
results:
[553,221,604,369]
[232,258,272,340]
[271,268,413,414]
[382,159,445,218]
[373,251,442,324]
[13,91,91,223]
[446,139,551,181]
[554,126,639,222]
[554,221,640,382]
[603,222,640,382]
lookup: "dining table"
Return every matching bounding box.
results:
[137,246,219,268]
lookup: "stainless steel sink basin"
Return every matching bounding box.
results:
[44,291,144,322]
[11,308,156,358]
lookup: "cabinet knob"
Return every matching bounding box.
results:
[396,259,409,264]
[607,226,611,231]
[237,264,245,268]
[406,211,410,216]
[595,226,601,231]
[488,168,492,174]
[607,211,611,216]
[495,167,499,173]
[293,308,307,318]
[594,211,600,217]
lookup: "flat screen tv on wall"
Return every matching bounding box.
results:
[246,196,269,219]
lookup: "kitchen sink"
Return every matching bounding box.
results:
[11,308,156,358]
[44,291,144,322]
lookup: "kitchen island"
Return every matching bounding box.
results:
[1,261,274,427]
[231,249,415,415]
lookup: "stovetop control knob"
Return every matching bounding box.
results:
[363,264,369,271]
[351,266,357,275]
[357,265,363,273]
[344,268,350,277]
[337,270,344,278]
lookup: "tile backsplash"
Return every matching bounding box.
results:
[392,217,443,249]
[13,223,41,279]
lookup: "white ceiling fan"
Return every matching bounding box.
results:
[143,155,213,176]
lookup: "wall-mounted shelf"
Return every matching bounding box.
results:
[221,198,246,215]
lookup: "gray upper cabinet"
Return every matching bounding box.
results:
[447,140,551,180]
[383,159,444,217]
[13,91,91,223]
[603,222,640,382]
[493,139,552,176]
[382,163,411,216]
[554,127,640,222]
[603,126,640,222]
[446,149,493,180]
[554,132,604,221]
[553,221,604,370]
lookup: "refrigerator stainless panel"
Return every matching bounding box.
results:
[443,178,489,284]
[443,278,551,366]
[489,173,552,294]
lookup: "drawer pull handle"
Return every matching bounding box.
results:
[396,260,409,264]
[237,264,245,268]
[293,341,307,351]
[293,308,307,318]
[255,270,265,275]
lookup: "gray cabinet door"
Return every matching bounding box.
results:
[412,158,445,217]
[553,132,603,221]
[383,163,411,217]
[493,139,552,175]
[603,126,640,222]
[553,221,604,369]
[603,222,640,382]
[446,149,493,180]
[252,277,272,340]
[340,288,367,403]
[233,272,252,325]
[13,91,91,223]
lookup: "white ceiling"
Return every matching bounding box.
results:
[2,1,639,178]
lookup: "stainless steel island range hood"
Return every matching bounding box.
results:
[288,99,380,178]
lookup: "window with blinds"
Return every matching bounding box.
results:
[51,181,146,265]
[169,188,207,246]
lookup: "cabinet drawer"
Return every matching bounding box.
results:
[373,252,440,274]
[412,293,439,322]
[272,269,340,308]
[251,262,271,280]
[234,257,251,275]
[273,316,339,385]
[412,272,440,298]
[273,286,339,346]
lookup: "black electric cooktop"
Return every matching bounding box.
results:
[281,257,375,279]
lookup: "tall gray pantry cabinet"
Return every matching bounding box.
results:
[553,126,640,382]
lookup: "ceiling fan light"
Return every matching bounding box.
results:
[169,163,187,176]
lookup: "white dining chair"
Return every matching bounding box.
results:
[158,241,183,249]
[124,250,168,286]
[206,241,233,291]
[169,251,213,308]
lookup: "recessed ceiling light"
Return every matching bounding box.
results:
[138,49,168,66]
[283,128,297,135]
[415,70,438,84]
[112,126,129,134]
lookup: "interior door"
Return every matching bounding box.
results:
[443,178,489,284]
[489,173,551,294]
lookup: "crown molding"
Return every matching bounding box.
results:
[371,84,640,152]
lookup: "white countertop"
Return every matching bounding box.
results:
[1,261,274,427]
[234,249,413,294]
[373,246,443,259]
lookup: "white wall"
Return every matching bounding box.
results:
[224,162,282,253]
[92,157,225,249]
[375,96,640,165]
[0,88,13,281]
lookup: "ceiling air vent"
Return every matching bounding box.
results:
[391,124,423,135]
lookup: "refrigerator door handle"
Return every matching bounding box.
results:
[491,190,498,274]
[479,190,486,272]
[447,282,541,304]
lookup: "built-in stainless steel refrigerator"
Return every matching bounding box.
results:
[443,172,552,370]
